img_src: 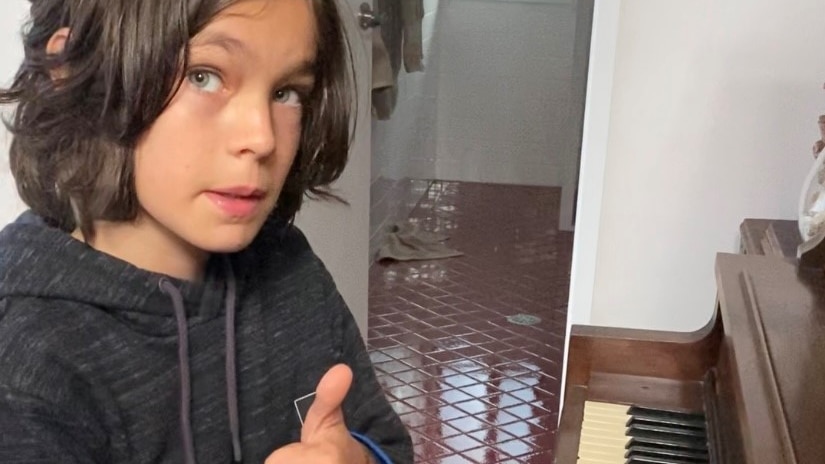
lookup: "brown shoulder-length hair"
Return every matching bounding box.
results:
[0,0,353,238]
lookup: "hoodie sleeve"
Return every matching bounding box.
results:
[0,386,103,463]
[331,292,414,464]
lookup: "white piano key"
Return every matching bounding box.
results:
[577,401,632,463]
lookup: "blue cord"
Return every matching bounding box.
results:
[350,431,394,464]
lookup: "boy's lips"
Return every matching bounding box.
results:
[205,186,266,218]
[207,186,266,198]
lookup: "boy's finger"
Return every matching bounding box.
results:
[301,364,353,442]
[264,443,303,464]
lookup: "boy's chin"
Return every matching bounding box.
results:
[206,242,254,254]
[192,229,261,255]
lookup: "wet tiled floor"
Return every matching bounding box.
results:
[367,181,574,463]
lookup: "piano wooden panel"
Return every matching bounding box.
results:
[715,253,795,463]
[555,219,825,464]
[740,218,799,257]
[555,310,721,463]
[717,253,825,463]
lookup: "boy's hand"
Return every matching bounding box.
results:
[264,364,375,464]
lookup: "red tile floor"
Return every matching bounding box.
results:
[367,181,574,463]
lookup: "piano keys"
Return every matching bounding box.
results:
[577,401,709,463]
[554,219,825,464]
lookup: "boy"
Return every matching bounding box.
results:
[0,1,412,463]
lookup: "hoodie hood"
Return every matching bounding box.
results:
[0,211,227,331]
[0,210,243,464]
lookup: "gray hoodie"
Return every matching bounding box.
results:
[0,211,412,463]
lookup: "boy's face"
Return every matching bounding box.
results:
[133,0,317,255]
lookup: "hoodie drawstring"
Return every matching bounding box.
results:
[223,256,242,463]
[159,256,242,464]
[159,279,197,464]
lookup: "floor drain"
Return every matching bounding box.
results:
[507,314,542,326]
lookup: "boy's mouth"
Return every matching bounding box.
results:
[205,186,266,218]
[208,186,266,199]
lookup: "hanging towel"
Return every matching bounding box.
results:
[400,0,425,73]
[372,0,425,120]
[372,28,394,91]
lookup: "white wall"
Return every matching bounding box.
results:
[0,1,31,226]
[297,0,371,336]
[430,0,578,186]
[569,0,825,333]
[372,0,586,189]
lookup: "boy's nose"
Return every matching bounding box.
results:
[228,101,276,159]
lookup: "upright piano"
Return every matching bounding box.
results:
[554,219,825,463]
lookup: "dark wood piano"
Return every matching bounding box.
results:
[554,219,825,463]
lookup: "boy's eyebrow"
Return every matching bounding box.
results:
[192,32,250,57]
[283,59,317,81]
[191,31,317,79]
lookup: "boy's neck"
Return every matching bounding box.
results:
[72,217,209,282]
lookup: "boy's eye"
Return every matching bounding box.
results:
[187,70,223,93]
[273,88,303,107]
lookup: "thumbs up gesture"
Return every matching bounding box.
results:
[265,364,375,464]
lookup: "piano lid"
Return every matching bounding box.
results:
[716,252,825,464]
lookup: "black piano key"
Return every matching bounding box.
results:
[620,404,711,464]
[625,444,709,463]
[626,415,706,433]
[627,405,707,430]
[626,457,707,464]
[626,417,701,432]
[627,421,708,438]
[626,430,709,452]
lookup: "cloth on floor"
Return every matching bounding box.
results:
[376,221,463,262]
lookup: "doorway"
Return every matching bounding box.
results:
[366,0,594,461]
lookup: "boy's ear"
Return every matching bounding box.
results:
[46,27,71,80]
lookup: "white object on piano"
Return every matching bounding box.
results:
[799,142,825,241]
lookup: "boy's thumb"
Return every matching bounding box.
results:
[300,364,353,442]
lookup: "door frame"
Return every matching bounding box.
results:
[560,0,623,419]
